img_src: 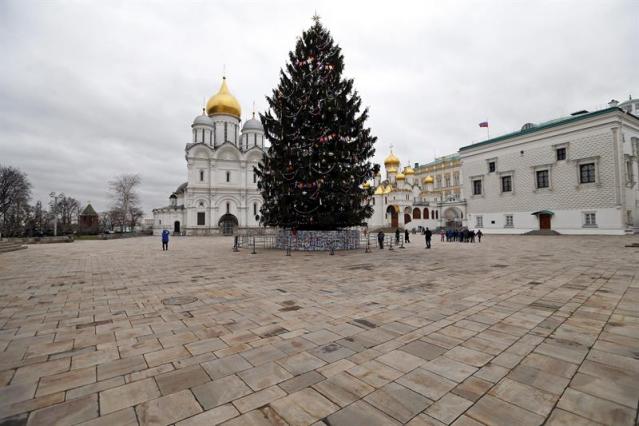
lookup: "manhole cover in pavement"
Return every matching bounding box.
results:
[162,296,198,306]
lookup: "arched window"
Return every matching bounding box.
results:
[224,122,228,141]
[254,134,257,146]
[413,208,421,219]
[253,203,257,216]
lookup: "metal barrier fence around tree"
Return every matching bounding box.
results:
[232,229,409,254]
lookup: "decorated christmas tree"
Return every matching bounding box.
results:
[257,16,378,231]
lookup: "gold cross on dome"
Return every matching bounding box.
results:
[390,144,394,152]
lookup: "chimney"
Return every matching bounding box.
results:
[414,162,419,168]
[608,99,619,107]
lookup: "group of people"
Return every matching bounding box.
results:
[376,226,483,250]
[440,228,483,243]
[377,227,435,249]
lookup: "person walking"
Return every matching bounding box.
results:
[477,229,483,243]
[395,228,400,244]
[440,229,445,242]
[161,229,170,251]
[404,229,410,243]
[377,230,385,249]
[424,227,432,249]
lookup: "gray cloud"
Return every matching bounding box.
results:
[1,0,637,213]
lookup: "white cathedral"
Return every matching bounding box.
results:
[153,77,265,235]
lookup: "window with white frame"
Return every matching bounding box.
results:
[505,215,514,227]
[625,158,634,183]
[579,163,596,184]
[197,212,205,226]
[501,175,512,193]
[476,215,483,227]
[536,170,549,189]
[453,173,459,186]
[472,179,482,195]
[583,212,597,227]
[488,161,496,173]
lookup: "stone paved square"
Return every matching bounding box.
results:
[0,235,638,425]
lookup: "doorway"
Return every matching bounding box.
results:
[218,214,238,235]
[173,221,180,234]
[539,214,551,229]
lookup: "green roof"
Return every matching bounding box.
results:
[459,107,638,152]
[415,153,460,169]
[80,203,98,216]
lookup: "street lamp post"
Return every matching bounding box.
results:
[49,192,63,237]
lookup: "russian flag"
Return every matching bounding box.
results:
[479,121,489,128]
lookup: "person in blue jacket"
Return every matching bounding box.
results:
[162,229,170,251]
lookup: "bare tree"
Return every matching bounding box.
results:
[108,174,143,232]
[49,195,80,234]
[0,165,32,237]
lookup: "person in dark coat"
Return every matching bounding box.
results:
[477,229,483,243]
[161,229,170,251]
[424,227,432,249]
[404,229,410,243]
[377,230,385,249]
[395,228,400,244]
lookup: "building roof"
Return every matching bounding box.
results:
[80,203,98,216]
[415,153,460,170]
[459,107,639,152]
[175,182,188,194]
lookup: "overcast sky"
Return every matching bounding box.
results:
[1,0,637,213]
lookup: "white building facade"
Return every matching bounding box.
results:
[367,151,467,231]
[153,77,265,235]
[459,106,639,235]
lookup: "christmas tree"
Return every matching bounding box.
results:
[257,15,378,231]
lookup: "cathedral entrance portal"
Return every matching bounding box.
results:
[173,221,180,234]
[443,207,462,229]
[386,206,398,228]
[218,214,238,235]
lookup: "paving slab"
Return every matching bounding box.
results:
[0,235,637,425]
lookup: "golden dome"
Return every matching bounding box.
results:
[396,171,405,180]
[403,166,415,175]
[384,151,400,168]
[387,166,398,174]
[374,185,384,195]
[206,77,241,118]
[383,185,392,194]
[362,182,371,189]
[423,175,434,184]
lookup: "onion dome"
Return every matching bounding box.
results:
[242,112,264,132]
[362,182,371,189]
[396,171,405,181]
[403,165,415,175]
[374,185,384,195]
[384,151,400,168]
[387,166,398,174]
[423,175,434,184]
[383,185,392,194]
[206,77,241,118]
[193,109,214,127]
